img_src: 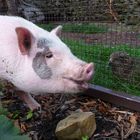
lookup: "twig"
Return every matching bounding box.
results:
[114,110,134,115]
[93,136,119,140]
[120,125,124,140]
[106,0,119,23]
[65,99,76,105]
[135,128,140,134]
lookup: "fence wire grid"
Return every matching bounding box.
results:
[1,0,140,95]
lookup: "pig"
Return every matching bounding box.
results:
[0,15,94,110]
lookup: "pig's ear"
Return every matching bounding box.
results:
[51,25,62,36]
[15,27,34,55]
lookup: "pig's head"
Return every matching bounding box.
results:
[15,25,94,94]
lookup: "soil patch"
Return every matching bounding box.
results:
[62,32,140,47]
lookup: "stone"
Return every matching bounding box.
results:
[55,111,96,140]
[18,3,45,23]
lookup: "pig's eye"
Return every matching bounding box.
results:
[45,53,53,58]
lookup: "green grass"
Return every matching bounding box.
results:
[39,23,54,32]
[39,23,140,96]
[38,23,108,34]
[63,39,140,96]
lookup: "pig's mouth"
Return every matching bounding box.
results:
[63,77,89,90]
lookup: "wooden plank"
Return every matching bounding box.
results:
[84,84,140,112]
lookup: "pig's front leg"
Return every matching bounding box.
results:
[17,92,41,111]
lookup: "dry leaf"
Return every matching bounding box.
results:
[124,115,137,139]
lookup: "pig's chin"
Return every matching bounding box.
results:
[63,77,89,92]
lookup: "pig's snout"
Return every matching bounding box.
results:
[83,63,94,81]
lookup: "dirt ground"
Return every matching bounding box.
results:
[1,84,140,140]
[62,32,140,47]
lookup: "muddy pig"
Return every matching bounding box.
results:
[0,16,94,110]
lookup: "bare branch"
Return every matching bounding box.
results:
[106,0,119,23]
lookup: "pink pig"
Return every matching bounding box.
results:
[0,16,94,110]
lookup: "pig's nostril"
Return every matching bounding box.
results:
[84,63,94,81]
[86,69,91,74]
[86,63,93,73]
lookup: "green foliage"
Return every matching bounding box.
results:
[38,23,108,34]
[63,39,140,96]
[82,135,89,140]
[12,110,20,119]
[26,110,33,120]
[63,23,108,34]
[0,115,30,140]
[38,23,54,31]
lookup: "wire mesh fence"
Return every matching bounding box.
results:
[1,0,140,95]
[60,23,140,96]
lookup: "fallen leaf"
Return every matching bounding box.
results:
[124,114,137,139]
